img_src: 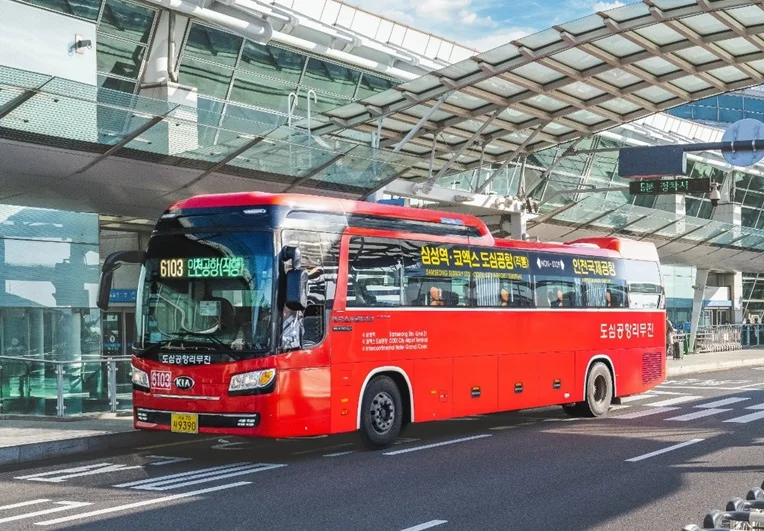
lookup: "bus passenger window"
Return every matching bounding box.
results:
[475,275,533,308]
[347,237,402,308]
[534,277,582,308]
[584,279,627,308]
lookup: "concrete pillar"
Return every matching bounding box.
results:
[689,268,709,353]
[654,193,685,236]
[500,212,528,240]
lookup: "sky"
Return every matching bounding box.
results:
[342,0,628,52]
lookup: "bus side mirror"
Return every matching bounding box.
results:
[285,269,308,311]
[98,250,145,311]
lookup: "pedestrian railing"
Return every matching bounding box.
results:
[0,355,133,417]
[684,480,764,529]
[694,325,743,353]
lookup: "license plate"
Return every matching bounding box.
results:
[170,413,198,434]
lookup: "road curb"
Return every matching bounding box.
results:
[0,430,185,467]
[667,357,764,376]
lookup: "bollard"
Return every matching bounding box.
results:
[108,359,117,413]
[55,362,65,417]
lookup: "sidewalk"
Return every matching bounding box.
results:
[666,347,764,375]
[2,349,764,468]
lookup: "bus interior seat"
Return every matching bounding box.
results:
[302,304,323,346]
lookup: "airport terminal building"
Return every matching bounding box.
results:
[2,0,764,365]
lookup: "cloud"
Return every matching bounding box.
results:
[462,27,537,52]
[592,0,624,11]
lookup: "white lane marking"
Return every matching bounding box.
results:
[665,408,731,421]
[292,443,353,456]
[724,411,764,424]
[489,426,515,431]
[147,456,193,466]
[737,382,764,389]
[210,440,249,451]
[626,439,704,462]
[126,464,265,490]
[138,464,286,491]
[658,386,764,391]
[113,462,250,488]
[36,483,249,526]
[137,437,218,450]
[0,500,49,511]
[612,407,680,419]
[649,390,691,395]
[620,395,658,403]
[383,435,492,456]
[694,397,750,409]
[323,451,354,458]
[0,502,91,524]
[644,396,702,407]
[610,405,631,411]
[746,403,764,410]
[16,464,142,483]
[400,520,448,531]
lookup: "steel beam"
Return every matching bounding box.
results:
[391,91,452,153]
[0,90,36,120]
[476,126,543,194]
[283,153,344,192]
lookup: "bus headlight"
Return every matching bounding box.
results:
[229,369,276,394]
[132,366,149,391]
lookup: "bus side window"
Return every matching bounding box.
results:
[347,237,402,308]
[282,230,327,347]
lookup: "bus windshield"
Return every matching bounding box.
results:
[135,231,274,356]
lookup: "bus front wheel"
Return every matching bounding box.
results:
[359,375,403,450]
[581,362,613,417]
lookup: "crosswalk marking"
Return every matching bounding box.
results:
[745,402,764,410]
[613,407,680,419]
[0,500,49,511]
[0,502,91,524]
[665,408,731,422]
[621,395,657,403]
[113,463,249,488]
[644,396,702,407]
[694,397,750,409]
[114,462,285,491]
[724,411,764,424]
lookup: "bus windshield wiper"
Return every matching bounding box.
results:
[176,331,242,360]
[135,339,182,358]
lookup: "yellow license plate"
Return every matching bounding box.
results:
[170,413,198,434]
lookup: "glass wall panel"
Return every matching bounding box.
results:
[184,24,242,66]
[229,70,294,112]
[239,42,305,83]
[96,34,145,79]
[179,59,234,99]
[20,0,102,20]
[99,0,155,43]
[356,73,396,100]
[303,58,360,97]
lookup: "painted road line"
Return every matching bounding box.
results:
[36,483,249,526]
[665,408,731,421]
[610,405,631,411]
[113,462,250,488]
[621,395,658,403]
[401,520,448,531]
[648,390,691,395]
[745,402,764,410]
[626,439,704,463]
[644,396,703,407]
[138,464,286,491]
[723,411,764,424]
[324,451,355,457]
[489,426,515,431]
[0,502,91,524]
[612,407,680,419]
[694,397,750,409]
[16,464,116,481]
[292,442,353,456]
[0,500,49,511]
[383,435,492,456]
[147,456,194,466]
[127,464,265,490]
[137,437,218,451]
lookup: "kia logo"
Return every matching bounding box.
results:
[174,376,194,390]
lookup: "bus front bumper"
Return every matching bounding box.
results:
[135,407,260,433]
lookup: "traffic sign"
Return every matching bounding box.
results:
[721,118,764,167]
[629,177,710,196]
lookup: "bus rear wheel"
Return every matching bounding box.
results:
[360,375,402,450]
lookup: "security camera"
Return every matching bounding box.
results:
[709,181,720,207]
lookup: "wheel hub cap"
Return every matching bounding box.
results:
[370,392,395,433]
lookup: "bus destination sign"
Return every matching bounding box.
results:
[629,177,710,196]
[159,257,245,279]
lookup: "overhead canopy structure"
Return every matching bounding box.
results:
[313,0,764,181]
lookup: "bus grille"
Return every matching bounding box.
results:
[641,352,663,384]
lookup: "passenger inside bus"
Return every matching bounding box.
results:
[500,288,509,307]
[429,286,445,306]
[549,289,564,307]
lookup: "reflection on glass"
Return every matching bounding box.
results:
[303,58,360,97]
[99,0,156,44]
[97,75,136,93]
[184,23,242,67]
[229,70,294,111]
[179,58,233,99]
[97,34,145,79]
[239,42,305,83]
[356,73,396,100]
[21,0,102,20]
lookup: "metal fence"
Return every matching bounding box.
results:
[690,324,764,353]
[0,355,133,417]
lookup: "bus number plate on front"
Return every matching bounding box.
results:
[171,413,198,434]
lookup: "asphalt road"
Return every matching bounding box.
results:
[2,366,764,531]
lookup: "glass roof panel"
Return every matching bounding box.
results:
[680,13,730,36]
[748,59,764,75]
[445,91,489,110]
[438,61,482,81]
[397,74,441,94]
[404,105,452,122]
[558,82,606,101]
[456,120,502,135]
[473,78,525,99]
[606,2,650,22]
[476,44,520,66]
[524,94,569,112]
[705,66,749,84]
[668,75,714,93]
[651,0,697,9]
[715,37,761,57]
[566,109,610,126]
[380,118,415,133]
[597,98,642,115]
[633,24,685,46]
[324,102,366,119]
[633,85,677,103]
[517,28,563,51]
[558,14,604,36]
[551,48,603,71]
[513,63,566,84]
[363,91,405,107]
[594,69,643,88]
[591,36,644,58]
[498,108,534,123]
[542,122,575,135]
[727,5,764,27]
[633,56,682,77]
[673,46,722,66]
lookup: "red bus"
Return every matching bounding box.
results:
[98,192,666,449]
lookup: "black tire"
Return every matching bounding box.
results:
[580,362,613,417]
[359,375,403,450]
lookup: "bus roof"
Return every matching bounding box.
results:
[168,192,658,262]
